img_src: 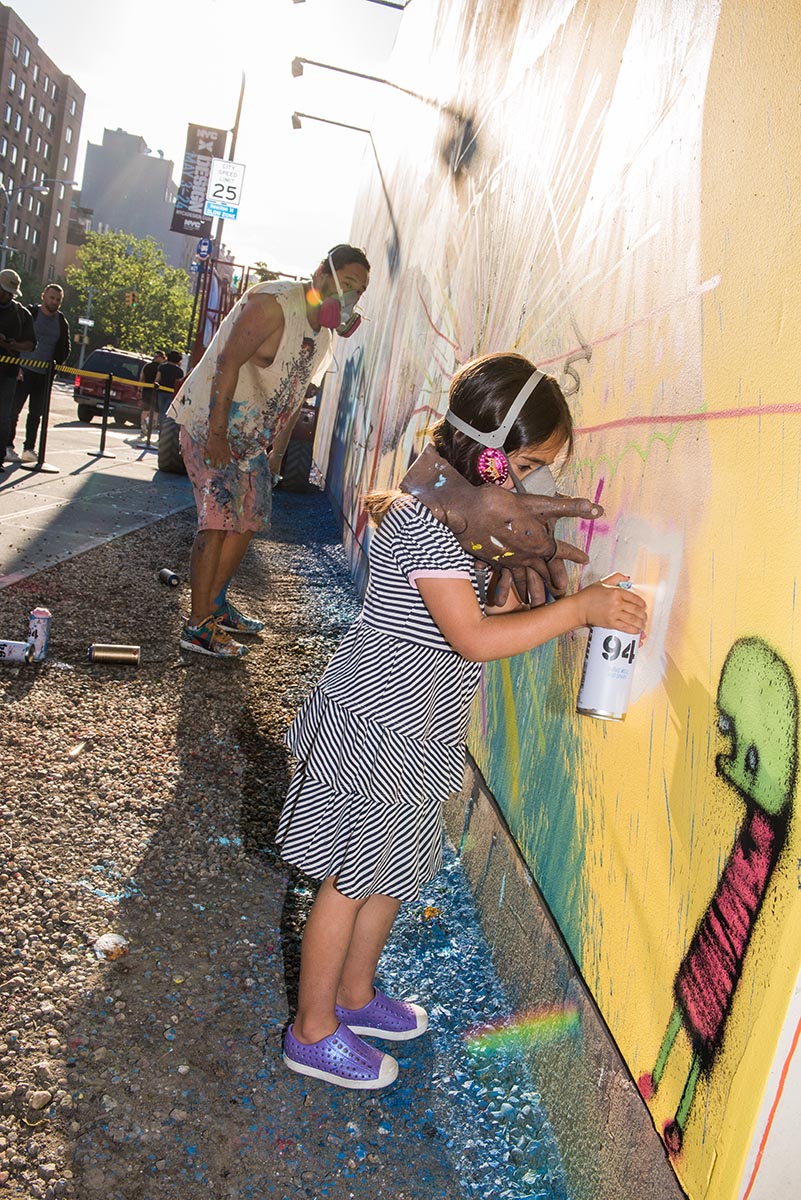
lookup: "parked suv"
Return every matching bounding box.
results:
[74,347,149,426]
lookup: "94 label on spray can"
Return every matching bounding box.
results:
[577,626,641,722]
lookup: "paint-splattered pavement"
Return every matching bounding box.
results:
[1,489,567,1200]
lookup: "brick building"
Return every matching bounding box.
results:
[0,4,83,286]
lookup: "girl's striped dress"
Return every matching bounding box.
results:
[275,497,483,900]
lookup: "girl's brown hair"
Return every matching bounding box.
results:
[365,352,573,520]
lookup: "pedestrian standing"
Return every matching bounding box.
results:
[155,350,184,428]
[139,350,166,439]
[0,269,36,473]
[10,284,71,463]
[277,351,648,1089]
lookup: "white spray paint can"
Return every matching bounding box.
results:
[576,581,641,721]
[0,639,35,665]
[28,606,52,662]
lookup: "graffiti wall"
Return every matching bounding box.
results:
[316,2,801,1197]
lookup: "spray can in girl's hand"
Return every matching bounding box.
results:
[576,583,641,721]
[28,607,52,662]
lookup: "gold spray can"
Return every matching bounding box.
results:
[87,643,141,666]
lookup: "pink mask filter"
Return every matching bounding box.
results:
[318,256,362,336]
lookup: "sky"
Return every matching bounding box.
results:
[9,0,404,276]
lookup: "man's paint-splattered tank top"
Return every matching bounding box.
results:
[168,279,332,468]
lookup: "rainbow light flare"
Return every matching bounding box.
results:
[464,1004,581,1055]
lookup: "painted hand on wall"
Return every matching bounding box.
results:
[400,444,602,606]
[638,638,798,1155]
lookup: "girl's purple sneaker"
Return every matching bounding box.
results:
[336,987,429,1041]
[283,1021,398,1089]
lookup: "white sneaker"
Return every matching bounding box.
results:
[20,449,37,463]
[5,446,20,461]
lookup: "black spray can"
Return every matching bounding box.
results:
[158,568,179,587]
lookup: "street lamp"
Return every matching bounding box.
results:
[291,111,400,276]
[0,177,76,270]
[291,54,453,115]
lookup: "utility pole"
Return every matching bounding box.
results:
[78,286,93,369]
[213,72,246,257]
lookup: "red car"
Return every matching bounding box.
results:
[74,346,148,426]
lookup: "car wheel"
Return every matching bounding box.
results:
[77,405,95,423]
[113,412,129,427]
[279,439,317,492]
[157,415,186,475]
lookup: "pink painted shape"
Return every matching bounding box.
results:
[675,808,778,1060]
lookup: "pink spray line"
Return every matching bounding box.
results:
[575,401,801,437]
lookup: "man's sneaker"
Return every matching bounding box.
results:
[213,598,265,634]
[6,446,20,461]
[20,449,37,463]
[179,616,248,658]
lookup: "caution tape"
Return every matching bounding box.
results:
[0,352,162,390]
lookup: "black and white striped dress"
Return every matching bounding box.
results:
[275,497,483,900]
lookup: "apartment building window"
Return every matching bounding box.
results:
[24,126,31,145]
[65,126,73,144]
[28,95,35,114]
[13,112,20,132]
[58,183,65,200]
[32,64,38,84]
[24,223,29,241]
[12,217,19,235]
[18,80,25,100]
[43,74,49,92]
[51,237,58,255]
[38,104,44,122]
[9,144,17,164]
[11,37,19,58]
[47,265,54,281]
[43,141,49,160]
[22,48,30,68]
[69,97,76,115]
[51,83,57,101]
[62,153,69,172]
[0,136,7,156]
[55,209,62,227]
[26,191,33,208]
[35,200,42,216]
[30,165,36,183]
[45,112,52,130]
[35,135,40,153]
[8,70,16,92]
[19,155,27,176]
[32,229,38,246]
[3,103,10,124]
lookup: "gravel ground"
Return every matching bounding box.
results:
[0,490,567,1200]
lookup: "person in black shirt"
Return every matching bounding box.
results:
[155,351,184,428]
[0,269,36,472]
[139,349,166,437]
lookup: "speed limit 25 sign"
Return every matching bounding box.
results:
[204,158,246,221]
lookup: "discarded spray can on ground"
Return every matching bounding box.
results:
[28,606,52,661]
[87,644,141,666]
[158,568,179,587]
[577,581,641,721]
[0,639,35,665]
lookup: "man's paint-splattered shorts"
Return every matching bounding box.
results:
[180,428,272,533]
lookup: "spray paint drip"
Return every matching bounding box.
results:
[465,1004,581,1055]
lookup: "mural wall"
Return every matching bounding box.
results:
[316,2,801,1197]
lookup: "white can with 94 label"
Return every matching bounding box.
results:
[576,624,641,721]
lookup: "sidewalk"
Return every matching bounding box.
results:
[0,383,193,589]
[0,436,570,1199]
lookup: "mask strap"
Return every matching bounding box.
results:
[444,369,544,449]
[327,254,344,299]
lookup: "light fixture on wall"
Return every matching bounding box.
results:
[291,111,400,276]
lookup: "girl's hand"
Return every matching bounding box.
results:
[578,573,647,636]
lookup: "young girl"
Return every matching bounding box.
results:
[276,351,647,1089]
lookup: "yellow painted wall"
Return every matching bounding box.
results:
[319,2,801,1196]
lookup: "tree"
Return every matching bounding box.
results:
[64,232,193,360]
[251,261,281,282]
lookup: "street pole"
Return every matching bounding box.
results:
[212,71,246,256]
[78,286,93,369]
[0,188,11,271]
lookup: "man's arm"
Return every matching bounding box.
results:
[5,306,36,353]
[205,293,284,468]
